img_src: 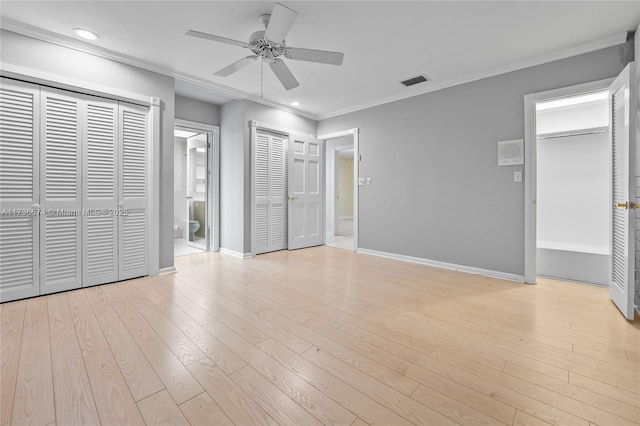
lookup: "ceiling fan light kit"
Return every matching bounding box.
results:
[186,3,344,91]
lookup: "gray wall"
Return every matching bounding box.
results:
[1,29,176,270]
[219,99,316,254]
[220,100,246,253]
[175,94,221,126]
[318,43,632,276]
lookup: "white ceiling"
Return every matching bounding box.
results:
[2,1,639,119]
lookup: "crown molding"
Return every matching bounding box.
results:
[1,17,626,123]
[0,17,319,120]
[316,32,628,121]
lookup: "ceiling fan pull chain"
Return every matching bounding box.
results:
[260,58,264,98]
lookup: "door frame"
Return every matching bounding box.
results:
[250,120,317,257]
[523,78,613,284]
[318,128,360,251]
[175,119,220,253]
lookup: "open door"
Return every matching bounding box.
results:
[288,134,323,250]
[609,62,637,320]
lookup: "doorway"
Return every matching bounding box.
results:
[535,89,610,285]
[173,120,219,258]
[320,129,359,251]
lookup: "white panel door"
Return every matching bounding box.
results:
[609,62,638,320]
[254,131,287,254]
[0,78,40,302]
[40,87,82,295]
[83,95,119,286]
[288,135,323,250]
[118,102,148,280]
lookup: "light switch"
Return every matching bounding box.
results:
[514,171,522,182]
[358,177,365,186]
[366,177,372,185]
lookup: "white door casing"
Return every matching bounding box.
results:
[0,78,40,301]
[40,87,82,295]
[82,95,119,286]
[288,134,323,250]
[609,62,637,320]
[118,102,149,280]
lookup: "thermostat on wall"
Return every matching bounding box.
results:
[497,139,524,166]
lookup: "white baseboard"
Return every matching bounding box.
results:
[220,247,253,259]
[159,266,176,275]
[357,248,524,283]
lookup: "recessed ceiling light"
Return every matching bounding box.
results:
[73,28,100,41]
[290,101,300,107]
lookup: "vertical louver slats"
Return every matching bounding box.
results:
[0,217,35,291]
[0,87,35,200]
[611,86,627,292]
[254,131,288,254]
[122,110,146,199]
[0,79,39,301]
[119,103,148,281]
[44,216,78,283]
[86,216,117,277]
[45,97,78,199]
[256,134,269,198]
[83,97,119,287]
[86,104,116,199]
[122,210,146,271]
[0,80,150,302]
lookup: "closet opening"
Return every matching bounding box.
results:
[535,89,610,286]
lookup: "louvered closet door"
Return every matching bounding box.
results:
[118,102,149,280]
[0,78,40,302]
[40,87,82,295]
[254,131,287,254]
[83,95,118,286]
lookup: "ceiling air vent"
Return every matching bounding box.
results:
[400,74,429,87]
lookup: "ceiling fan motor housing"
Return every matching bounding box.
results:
[249,29,285,61]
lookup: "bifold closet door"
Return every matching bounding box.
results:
[255,131,287,254]
[82,96,118,286]
[0,78,40,302]
[40,87,82,295]
[118,102,149,280]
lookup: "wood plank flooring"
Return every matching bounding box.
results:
[1,246,639,426]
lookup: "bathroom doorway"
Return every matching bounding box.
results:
[174,120,219,257]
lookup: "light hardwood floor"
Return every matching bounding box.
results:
[2,246,639,426]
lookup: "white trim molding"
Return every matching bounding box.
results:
[358,248,524,283]
[220,248,253,259]
[159,266,177,275]
[2,17,627,122]
[317,33,627,120]
[147,97,161,276]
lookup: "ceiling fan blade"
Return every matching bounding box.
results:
[186,30,248,48]
[264,3,297,44]
[269,59,299,90]
[214,56,258,77]
[284,47,344,65]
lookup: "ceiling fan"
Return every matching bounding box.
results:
[186,3,344,90]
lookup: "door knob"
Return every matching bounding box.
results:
[288,196,297,201]
[616,202,628,209]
